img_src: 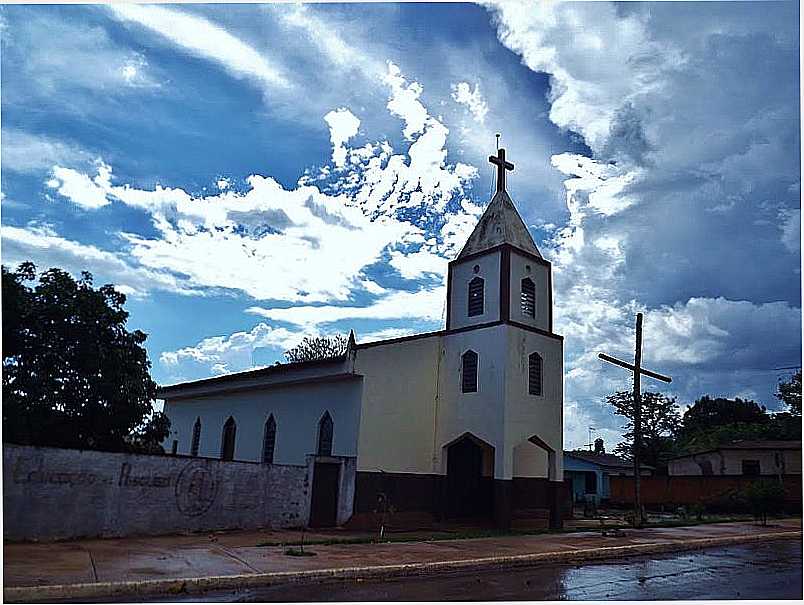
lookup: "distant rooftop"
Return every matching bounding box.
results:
[564,450,649,470]
[671,440,802,460]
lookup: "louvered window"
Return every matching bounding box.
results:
[191,417,201,456]
[468,277,484,317]
[528,353,543,396]
[262,415,276,464]
[521,278,535,318]
[462,350,478,393]
[318,411,333,456]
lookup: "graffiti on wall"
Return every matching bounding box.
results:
[11,456,224,517]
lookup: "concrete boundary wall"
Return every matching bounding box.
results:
[4,444,311,542]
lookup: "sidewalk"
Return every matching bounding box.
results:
[4,518,801,602]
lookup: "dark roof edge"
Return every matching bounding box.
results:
[162,372,362,401]
[564,451,653,469]
[158,354,348,396]
[668,440,802,460]
[451,242,550,268]
[355,319,564,351]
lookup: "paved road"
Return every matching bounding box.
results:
[158,540,802,602]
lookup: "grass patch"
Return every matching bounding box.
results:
[284,547,317,557]
[256,514,780,548]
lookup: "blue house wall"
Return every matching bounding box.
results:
[563,454,611,504]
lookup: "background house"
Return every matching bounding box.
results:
[667,440,801,476]
[563,440,653,505]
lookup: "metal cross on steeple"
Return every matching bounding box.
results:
[489,147,514,193]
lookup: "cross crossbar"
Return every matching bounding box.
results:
[597,311,672,529]
[489,148,514,193]
[597,353,672,383]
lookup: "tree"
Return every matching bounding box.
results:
[679,395,769,433]
[284,334,348,363]
[2,263,169,452]
[607,390,681,469]
[674,395,795,451]
[776,371,801,416]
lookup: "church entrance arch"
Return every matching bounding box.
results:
[444,433,494,520]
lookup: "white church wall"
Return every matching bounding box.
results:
[504,326,564,480]
[436,325,509,478]
[353,336,442,474]
[512,440,549,478]
[508,251,551,332]
[163,378,363,466]
[448,251,501,329]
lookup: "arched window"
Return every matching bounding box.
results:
[317,411,333,456]
[468,277,484,317]
[191,417,201,456]
[221,416,236,461]
[462,350,478,393]
[521,278,535,318]
[262,415,277,464]
[528,353,543,396]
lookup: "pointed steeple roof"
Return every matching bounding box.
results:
[457,147,541,259]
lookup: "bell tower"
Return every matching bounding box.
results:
[446,148,553,334]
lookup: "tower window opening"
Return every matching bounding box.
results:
[521,278,536,318]
[468,277,484,317]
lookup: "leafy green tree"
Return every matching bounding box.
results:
[677,394,800,450]
[607,390,681,469]
[776,371,801,416]
[679,395,768,435]
[284,334,348,363]
[2,263,168,452]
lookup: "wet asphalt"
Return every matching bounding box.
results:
[156,539,802,602]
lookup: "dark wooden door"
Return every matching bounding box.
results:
[309,462,340,527]
[446,438,492,518]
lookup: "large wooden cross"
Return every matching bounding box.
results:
[489,148,514,193]
[599,312,672,528]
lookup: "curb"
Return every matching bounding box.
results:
[5,530,801,602]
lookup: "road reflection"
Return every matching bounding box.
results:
[161,540,801,602]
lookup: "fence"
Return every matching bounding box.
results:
[609,474,802,510]
[4,444,311,541]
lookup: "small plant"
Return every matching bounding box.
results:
[741,480,786,526]
[690,502,706,521]
[284,547,316,557]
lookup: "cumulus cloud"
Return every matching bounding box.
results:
[160,322,304,376]
[44,62,479,318]
[324,108,361,168]
[383,62,429,140]
[484,0,800,446]
[1,224,200,297]
[46,161,113,209]
[451,82,488,124]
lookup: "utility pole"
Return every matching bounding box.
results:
[598,312,672,528]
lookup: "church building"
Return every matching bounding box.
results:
[159,149,567,529]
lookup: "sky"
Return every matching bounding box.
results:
[1,1,800,450]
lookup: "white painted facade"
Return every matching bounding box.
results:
[160,156,565,523]
[163,374,362,464]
